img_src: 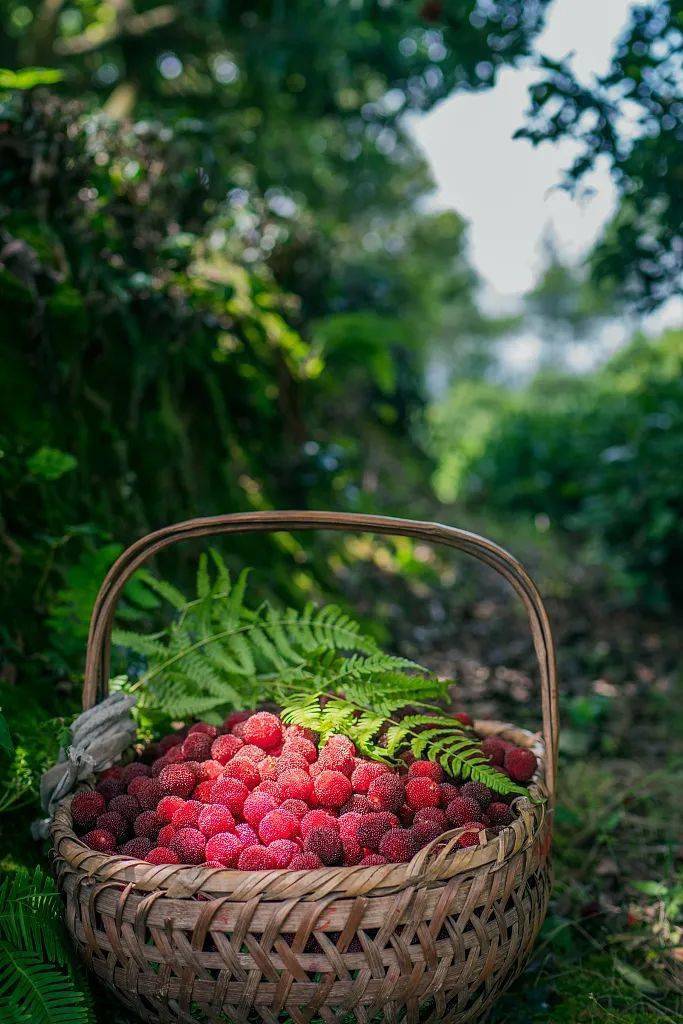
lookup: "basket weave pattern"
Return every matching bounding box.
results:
[51,512,558,1023]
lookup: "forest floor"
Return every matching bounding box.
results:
[342,517,682,1023]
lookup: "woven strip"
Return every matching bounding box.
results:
[51,721,551,1024]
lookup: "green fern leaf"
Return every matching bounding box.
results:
[0,945,92,1024]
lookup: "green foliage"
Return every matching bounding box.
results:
[518,1,682,310]
[0,867,94,1024]
[117,555,523,795]
[430,329,683,606]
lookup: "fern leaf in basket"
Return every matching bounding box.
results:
[114,555,525,796]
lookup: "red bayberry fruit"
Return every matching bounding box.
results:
[480,737,508,767]
[235,822,258,847]
[223,758,260,789]
[133,811,162,840]
[96,811,127,841]
[237,845,280,870]
[290,852,322,869]
[82,828,116,853]
[210,734,244,765]
[198,759,224,781]
[405,777,441,810]
[280,799,309,820]
[188,722,219,738]
[439,782,460,806]
[170,827,206,864]
[136,778,163,811]
[414,807,447,829]
[487,803,514,826]
[121,837,152,858]
[457,828,481,848]
[367,774,404,812]
[193,781,215,802]
[210,776,250,815]
[360,853,387,866]
[146,847,180,865]
[303,827,343,866]
[318,742,355,776]
[96,777,126,801]
[445,798,481,827]
[158,824,176,847]
[258,809,299,845]
[460,782,493,808]
[378,828,418,863]
[413,818,444,847]
[350,761,390,793]
[223,710,251,732]
[282,736,317,763]
[242,712,283,751]
[341,794,372,814]
[267,839,300,867]
[120,762,152,784]
[159,733,183,751]
[205,832,244,867]
[238,744,269,763]
[181,733,213,761]
[454,712,473,726]
[71,791,106,829]
[504,747,537,783]
[198,803,236,838]
[337,812,363,843]
[300,810,338,839]
[407,760,444,783]
[171,800,203,829]
[277,769,313,803]
[314,770,352,809]
[108,794,140,823]
[356,812,397,851]
[243,792,277,827]
[158,764,197,798]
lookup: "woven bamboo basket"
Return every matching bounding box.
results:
[51,511,558,1024]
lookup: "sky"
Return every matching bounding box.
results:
[407,0,681,371]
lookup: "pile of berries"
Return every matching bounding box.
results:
[72,711,537,869]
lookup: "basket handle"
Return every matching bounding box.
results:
[83,511,559,799]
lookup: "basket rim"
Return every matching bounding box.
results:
[51,719,550,901]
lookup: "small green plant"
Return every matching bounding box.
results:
[0,866,94,1023]
[115,553,525,796]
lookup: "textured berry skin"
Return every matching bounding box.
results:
[341,794,372,815]
[360,853,387,866]
[127,775,153,799]
[257,757,278,782]
[454,712,473,726]
[192,781,215,803]
[170,827,207,864]
[439,783,460,806]
[407,760,444,783]
[350,761,390,793]
[96,777,126,801]
[223,758,260,790]
[136,778,163,811]
[313,770,352,809]
[276,753,310,775]
[398,803,415,826]
[120,762,152,784]
[239,744,269,763]
[231,720,250,740]
[300,810,338,839]
[356,812,396,851]
[133,811,162,840]
[237,845,280,870]
[198,804,236,838]
[405,777,441,810]
[255,780,280,799]
[504,747,537,783]
[158,824,176,847]
[282,736,317,764]
[243,711,283,751]
[487,802,514,826]
[414,807,447,829]
[327,734,356,755]
[121,837,152,858]
[71,791,106,829]
[159,732,184,751]
[277,769,313,803]
[223,711,251,732]
[445,797,481,827]
[460,782,493,808]
[158,764,197,798]
[210,777,250,815]
[243,792,277,828]
[258,810,299,845]
[279,799,309,820]
[188,722,219,738]
[198,759,224,781]
[480,737,507,767]
[378,828,418,863]
[367,774,405,812]
[303,827,343,866]
[108,794,140,823]
[337,812,363,843]
[235,822,259,847]
[318,742,355,776]
[211,734,244,765]
[146,847,180,864]
[457,828,481,848]
[342,839,363,865]
[290,852,322,869]
[82,828,117,853]
[181,732,213,761]
[205,832,244,867]
[413,818,444,847]
[266,839,300,867]
[171,800,203,829]
[96,811,127,841]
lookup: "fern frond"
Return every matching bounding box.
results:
[0,945,92,1024]
[0,869,63,965]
